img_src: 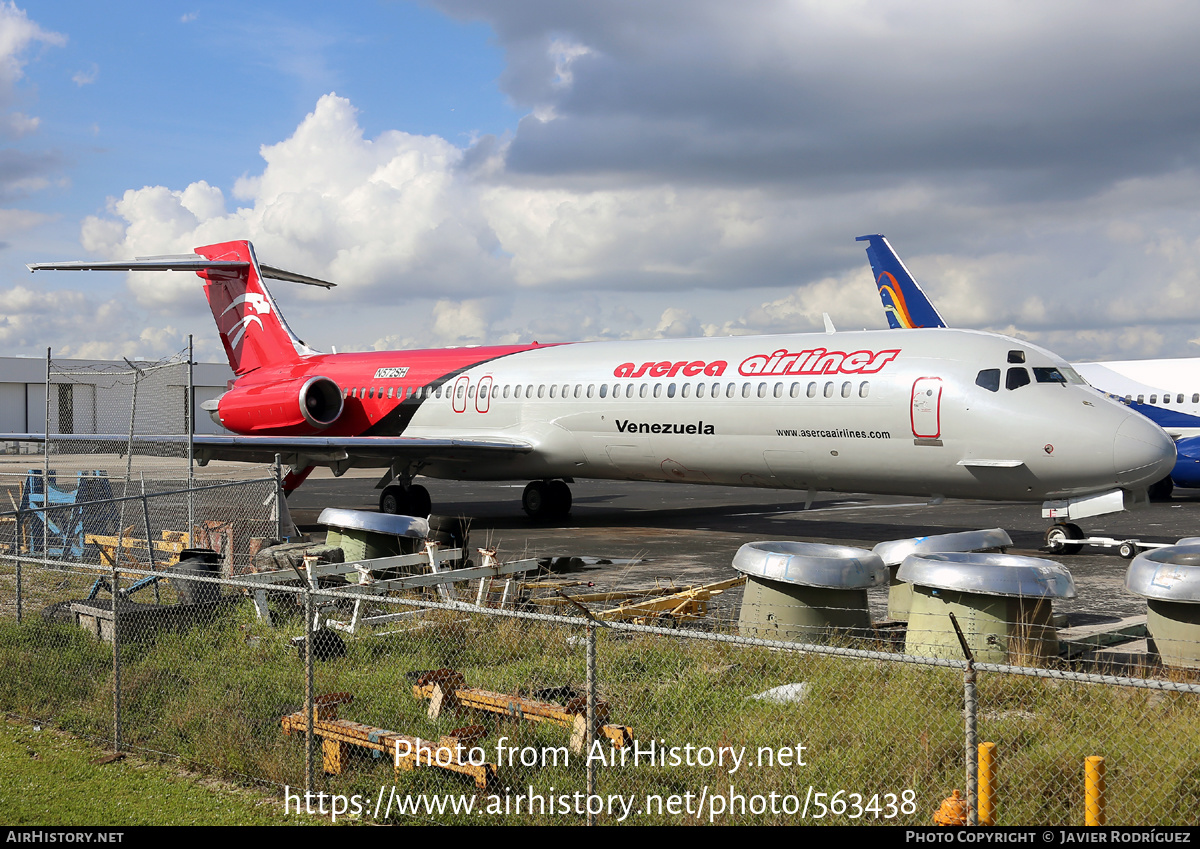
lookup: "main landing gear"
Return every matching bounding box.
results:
[377,479,574,523]
[379,483,431,517]
[522,479,572,522]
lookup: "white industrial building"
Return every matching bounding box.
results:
[0,356,234,436]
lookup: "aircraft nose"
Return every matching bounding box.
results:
[1114,415,1176,487]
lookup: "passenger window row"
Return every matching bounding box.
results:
[344,381,874,402]
[1126,393,1199,405]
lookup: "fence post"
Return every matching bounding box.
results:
[187,335,194,538]
[14,505,21,624]
[586,619,597,826]
[948,612,979,826]
[112,566,123,753]
[274,454,283,541]
[43,347,50,561]
[305,583,315,797]
[141,484,160,604]
[555,589,602,825]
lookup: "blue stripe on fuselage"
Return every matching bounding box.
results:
[1129,402,1200,430]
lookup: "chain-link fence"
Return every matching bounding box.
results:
[1,346,1197,825]
[2,523,1198,826]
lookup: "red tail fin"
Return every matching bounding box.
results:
[194,241,307,375]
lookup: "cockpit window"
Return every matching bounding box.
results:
[1007,350,1026,364]
[1006,367,1031,390]
[975,369,1000,392]
[1058,366,1087,385]
[1032,367,1066,385]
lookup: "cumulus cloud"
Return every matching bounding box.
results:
[433,1,1200,199]
[67,2,1200,362]
[0,4,65,241]
[71,63,97,86]
[0,3,65,99]
[0,286,185,361]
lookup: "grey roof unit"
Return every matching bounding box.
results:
[317,507,429,540]
[872,528,1012,567]
[732,541,887,589]
[897,551,1075,599]
[1125,545,1200,603]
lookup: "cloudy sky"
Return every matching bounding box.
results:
[3,1,1200,366]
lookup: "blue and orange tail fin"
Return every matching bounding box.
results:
[856,234,946,329]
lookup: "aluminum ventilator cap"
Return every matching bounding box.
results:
[872,528,1013,567]
[897,551,1075,598]
[1125,545,1200,603]
[732,541,887,589]
[317,507,429,539]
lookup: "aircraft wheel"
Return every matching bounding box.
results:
[546,479,572,519]
[379,485,405,515]
[407,484,432,517]
[1118,541,1138,560]
[380,484,431,517]
[1148,476,1174,502]
[522,480,550,520]
[1045,523,1083,555]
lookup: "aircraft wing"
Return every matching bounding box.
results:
[0,433,534,470]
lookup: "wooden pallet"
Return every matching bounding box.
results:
[413,669,633,753]
[281,693,496,789]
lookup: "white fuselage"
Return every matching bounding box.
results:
[1076,359,1200,438]
[394,329,1173,502]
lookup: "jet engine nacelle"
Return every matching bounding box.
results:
[210,375,344,433]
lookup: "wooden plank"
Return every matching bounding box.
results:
[280,698,496,789]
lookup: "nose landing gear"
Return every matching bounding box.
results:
[1044,522,1084,555]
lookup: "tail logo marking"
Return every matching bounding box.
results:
[876,272,916,329]
[220,293,273,350]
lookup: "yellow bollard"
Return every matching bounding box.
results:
[978,742,997,826]
[1085,756,1106,826]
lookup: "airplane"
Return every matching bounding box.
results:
[858,232,1200,502]
[23,239,1174,525]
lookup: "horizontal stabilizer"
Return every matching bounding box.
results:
[27,255,336,288]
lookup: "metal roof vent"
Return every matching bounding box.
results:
[733,542,886,644]
[318,507,428,562]
[873,529,1012,621]
[1125,545,1200,669]
[899,551,1074,664]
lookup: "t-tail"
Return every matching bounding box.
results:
[193,240,328,375]
[27,240,335,376]
[856,234,946,329]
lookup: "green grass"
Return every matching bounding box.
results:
[1,586,1199,825]
[0,718,321,825]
